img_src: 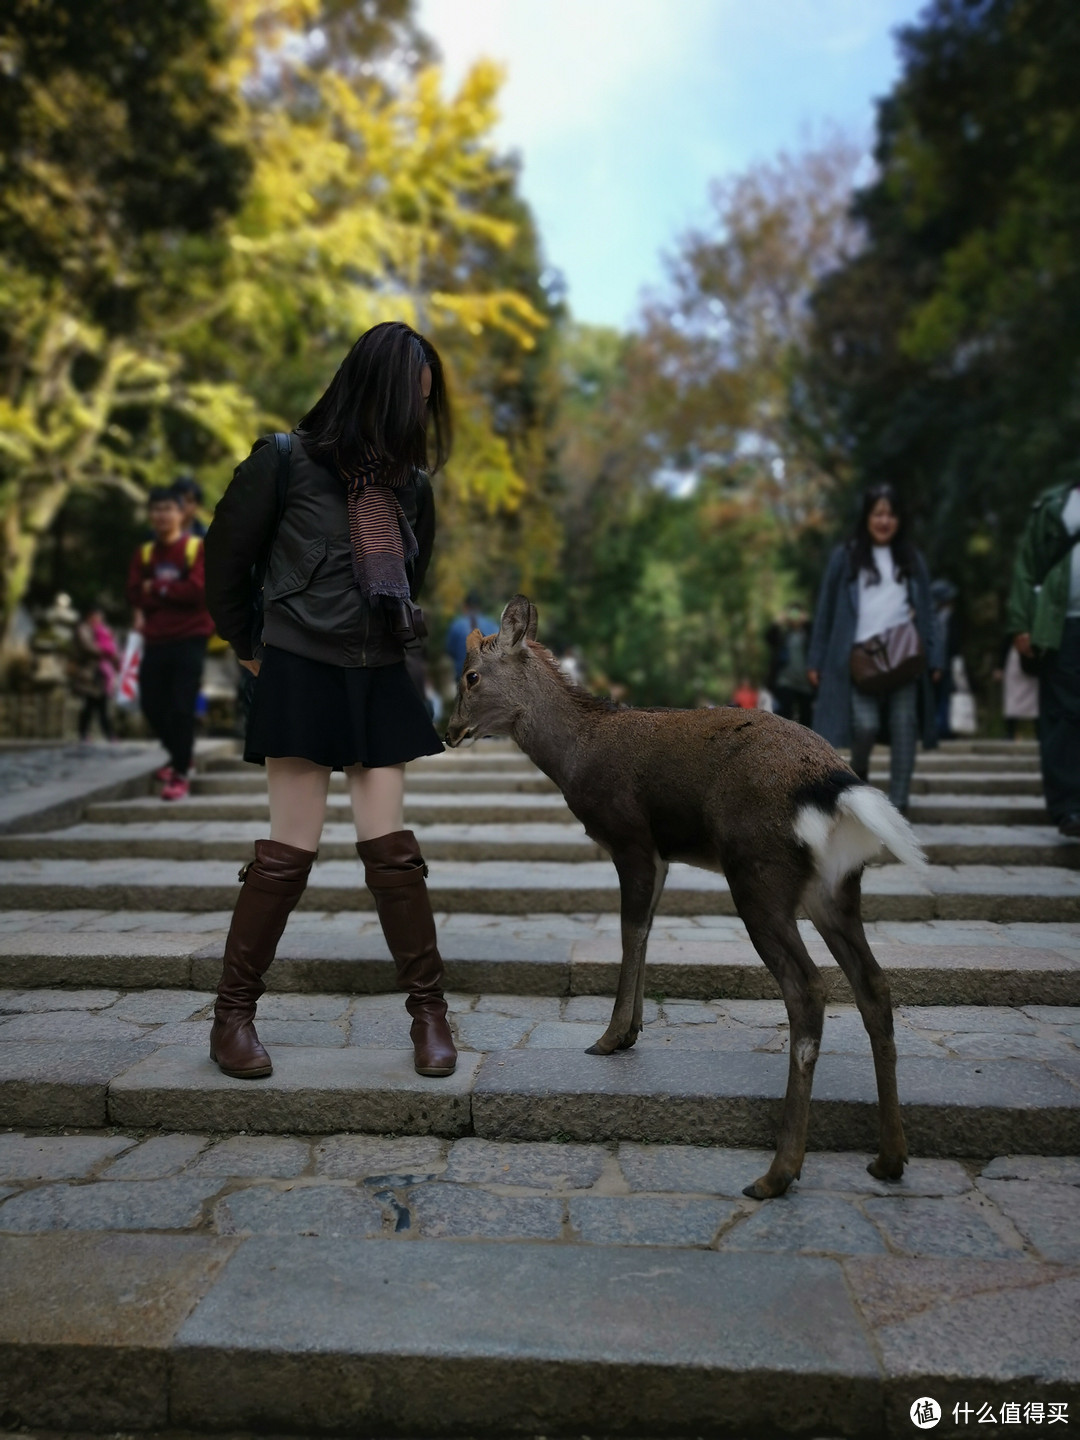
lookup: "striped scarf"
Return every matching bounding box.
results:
[337,442,418,602]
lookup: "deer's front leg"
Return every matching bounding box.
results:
[587,848,665,1056]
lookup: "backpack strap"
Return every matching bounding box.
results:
[184,535,201,570]
[257,432,292,581]
[140,540,153,566]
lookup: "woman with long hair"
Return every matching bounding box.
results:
[807,484,943,814]
[205,321,457,1081]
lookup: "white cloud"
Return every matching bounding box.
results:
[419,0,722,143]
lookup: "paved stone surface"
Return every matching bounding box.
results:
[0,1132,134,1179]
[213,1183,387,1238]
[976,1179,1080,1262]
[1,738,1077,1431]
[0,1177,222,1232]
[0,1231,237,1430]
[108,1043,479,1135]
[720,1194,887,1255]
[102,1133,210,1179]
[171,1238,881,1435]
[567,1194,738,1246]
[186,1136,312,1178]
[405,1183,565,1240]
[861,1195,1022,1258]
[3,855,1079,920]
[442,1136,606,1188]
[0,1039,157,1125]
[313,1134,448,1179]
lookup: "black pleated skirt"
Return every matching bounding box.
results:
[244,646,443,769]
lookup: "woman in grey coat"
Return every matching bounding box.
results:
[807,484,944,814]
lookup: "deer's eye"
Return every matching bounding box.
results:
[465,670,480,688]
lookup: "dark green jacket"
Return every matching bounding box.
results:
[1006,482,1080,651]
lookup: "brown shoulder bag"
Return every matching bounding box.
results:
[850,620,926,696]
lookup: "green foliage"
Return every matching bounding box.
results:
[543,141,859,705]
[800,0,1080,668]
[0,0,557,656]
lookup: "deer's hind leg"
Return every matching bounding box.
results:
[729,865,826,1200]
[804,871,907,1182]
[587,846,667,1056]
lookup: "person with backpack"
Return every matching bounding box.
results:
[204,321,455,1085]
[1007,480,1080,837]
[126,487,213,800]
[445,590,498,679]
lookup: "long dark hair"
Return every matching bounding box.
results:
[298,321,452,475]
[847,482,916,583]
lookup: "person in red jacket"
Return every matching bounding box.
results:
[126,487,214,800]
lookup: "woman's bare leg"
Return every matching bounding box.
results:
[345,762,406,841]
[267,756,332,851]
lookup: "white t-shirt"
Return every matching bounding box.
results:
[854,545,912,643]
[1063,486,1080,617]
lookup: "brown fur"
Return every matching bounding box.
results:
[447,597,909,1199]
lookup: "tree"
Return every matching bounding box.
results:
[801,0,1080,664]
[0,0,251,646]
[0,0,557,653]
[543,141,862,704]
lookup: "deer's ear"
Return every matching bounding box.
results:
[498,594,533,650]
[526,602,539,641]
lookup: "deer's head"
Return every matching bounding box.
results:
[445,594,539,747]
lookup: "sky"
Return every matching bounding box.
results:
[416,0,927,329]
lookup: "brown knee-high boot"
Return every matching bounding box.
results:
[210,838,317,1078]
[355,830,457,1077]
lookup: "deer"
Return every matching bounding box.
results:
[444,596,927,1201]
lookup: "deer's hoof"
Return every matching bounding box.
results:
[742,1171,796,1200]
[867,1154,907,1182]
[585,1039,617,1056]
[615,1028,640,1051]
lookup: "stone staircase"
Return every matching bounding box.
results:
[0,736,1077,1437]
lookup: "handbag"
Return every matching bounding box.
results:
[850,619,926,695]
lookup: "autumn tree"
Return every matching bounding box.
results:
[0,0,250,645]
[3,0,557,650]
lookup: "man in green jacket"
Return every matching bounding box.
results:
[1007,480,1080,838]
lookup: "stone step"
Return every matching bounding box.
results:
[191,767,1046,798]
[2,916,1078,1006]
[4,820,1078,869]
[867,771,1042,796]
[0,820,604,864]
[204,748,1044,776]
[83,790,1055,830]
[5,1225,1075,1439]
[191,771,561,796]
[1,857,1078,920]
[85,792,576,826]
[1,995,1077,1152]
[908,794,1051,825]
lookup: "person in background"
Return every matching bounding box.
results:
[126,488,214,800]
[765,603,814,727]
[445,591,497,679]
[71,603,119,741]
[996,639,1039,741]
[731,677,759,709]
[808,483,943,816]
[171,475,208,538]
[1007,478,1080,837]
[930,578,961,740]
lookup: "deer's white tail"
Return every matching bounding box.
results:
[794,784,927,893]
